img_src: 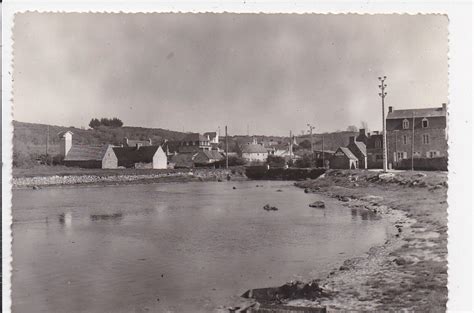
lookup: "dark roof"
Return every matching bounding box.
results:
[204,132,217,138]
[162,141,180,154]
[113,145,163,165]
[349,141,367,156]
[170,153,195,168]
[202,150,223,160]
[58,130,74,138]
[64,145,111,161]
[183,133,209,142]
[336,147,358,160]
[387,107,446,119]
[241,143,268,154]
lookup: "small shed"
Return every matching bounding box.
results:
[63,144,118,169]
[113,145,167,169]
[330,147,359,169]
[347,137,367,169]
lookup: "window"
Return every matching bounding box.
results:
[429,151,439,158]
[396,152,406,160]
[422,118,429,128]
[403,135,408,145]
[403,119,409,129]
[422,134,430,144]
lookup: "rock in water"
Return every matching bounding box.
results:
[309,201,325,208]
[263,204,278,211]
[233,186,237,190]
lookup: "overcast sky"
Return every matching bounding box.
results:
[13,13,448,136]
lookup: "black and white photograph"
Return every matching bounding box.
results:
[2,3,473,313]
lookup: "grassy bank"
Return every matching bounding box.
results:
[287,169,448,311]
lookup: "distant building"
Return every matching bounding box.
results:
[193,150,224,166]
[330,147,359,169]
[313,150,335,168]
[366,131,383,168]
[204,131,219,144]
[347,136,367,169]
[123,137,152,148]
[386,104,447,166]
[113,145,167,169]
[241,140,268,163]
[179,133,211,153]
[59,131,118,168]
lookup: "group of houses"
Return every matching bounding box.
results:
[329,103,448,170]
[59,103,447,171]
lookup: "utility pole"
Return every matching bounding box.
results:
[307,124,315,152]
[411,111,415,171]
[225,126,229,169]
[378,76,388,172]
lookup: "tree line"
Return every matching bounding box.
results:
[89,117,123,128]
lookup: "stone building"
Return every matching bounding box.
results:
[386,104,447,167]
[330,147,359,169]
[366,131,383,168]
[240,139,268,163]
[347,136,367,169]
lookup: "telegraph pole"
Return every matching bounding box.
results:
[307,124,315,152]
[225,126,229,169]
[378,76,388,172]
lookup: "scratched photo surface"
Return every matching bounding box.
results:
[11,13,448,313]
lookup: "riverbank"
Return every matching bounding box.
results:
[235,169,448,312]
[12,166,247,189]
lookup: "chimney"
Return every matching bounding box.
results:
[59,131,73,157]
[442,103,447,111]
[359,129,366,136]
[367,132,371,137]
[388,106,393,113]
[349,136,355,144]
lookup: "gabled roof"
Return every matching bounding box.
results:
[349,141,367,156]
[336,147,358,160]
[241,143,268,154]
[183,133,209,142]
[200,150,223,160]
[58,130,74,138]
[113,145,163,165]
[387,107,446,119]
[64,145,111,161]
[170,153,195,168]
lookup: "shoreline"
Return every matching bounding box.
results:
[12,167,247,189]
[233,170,448,312]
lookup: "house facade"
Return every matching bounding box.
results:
[386,104,447,167]
[204,131,219,144]
[63,144,118,169]
[330,147,359,169]
[366,132,383,168]
[241,142,268,163]
[347,136,367,169]
[179,133,211,153]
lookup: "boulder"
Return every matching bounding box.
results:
[309,201,325,208]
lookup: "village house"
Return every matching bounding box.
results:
[240,138,268,163]
[178,133,211,153]
[330,147,359,169]
[59,131,118,169]
[113,145,167,169]
[366,131,383,168]
[193,150,224,167]
[313,150,334,168]
[347,136,367,169]
[122,137,152,148]
[386,104,447,167]
[203,131,219,144]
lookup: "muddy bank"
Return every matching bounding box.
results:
[12,167,247,189]
[228,170,447,312]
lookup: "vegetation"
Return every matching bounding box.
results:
[294,154,314,168]
[89,117,124,128]
[266,155,286,167]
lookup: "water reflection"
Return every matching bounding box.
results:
[58,212,72,228]
[350,208,380,221]
[90,213,123,222]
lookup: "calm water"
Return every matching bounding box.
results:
[12,181,390,313]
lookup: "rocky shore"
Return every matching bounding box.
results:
[227,169,448,312]
[12,167,247,189]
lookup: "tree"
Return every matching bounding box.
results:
[89,118,101,129]
[267,155,286,167]
[346,125,358,132]
[294,154,313,168]
[299,139,312,150]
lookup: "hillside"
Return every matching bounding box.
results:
[12,121,187,167]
